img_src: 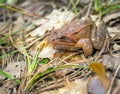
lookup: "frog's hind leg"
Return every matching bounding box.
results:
[75,38,93,56]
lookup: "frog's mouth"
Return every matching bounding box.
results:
[51,39,75,46]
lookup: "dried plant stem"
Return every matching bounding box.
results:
[107,64,120,94]
[86,0,93,17]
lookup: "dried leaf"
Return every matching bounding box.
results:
[89,62,110,90]
[59,79,88,94]
[102,55,120,77]
[29,9,75,37]
[88,76,106,94]
[39,45,56,59]
[113,43,120,51]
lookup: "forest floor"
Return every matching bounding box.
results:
[0,0,120,94]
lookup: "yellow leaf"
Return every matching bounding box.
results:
[89,62,110,90]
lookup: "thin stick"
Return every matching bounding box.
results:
[86,0,93,17]
[107,64,120,94]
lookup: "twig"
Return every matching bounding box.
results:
[86,0,93,17]
[107,63,120,94]
[0,3,40,18]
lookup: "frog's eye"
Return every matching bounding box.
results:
[58,36,74,43]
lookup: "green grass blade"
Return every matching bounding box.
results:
[0,23,35,45]
[0,50,18,59]
[0,70,14,79]
[28,64,88,88]
[39,58,50,64]
[21,44,32,73]
[31,50,40,72]
[0,3,34,16]
[94,0,100,10]
[100,4,120,16]
[0,0,6,3]
[71,1,78,14]
[95,1,120,12]
[0,70,20,83]
[31,50,50,72]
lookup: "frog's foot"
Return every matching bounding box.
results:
[97,37,110,59]
[75,38,93,56]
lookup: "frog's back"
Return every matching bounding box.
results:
[49,18,93,42]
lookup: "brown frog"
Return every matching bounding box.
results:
[49,17,106,56]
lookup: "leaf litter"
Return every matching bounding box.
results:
[0,0,120,94]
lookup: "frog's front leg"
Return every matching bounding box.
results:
[75,38,93,56]
[91,20,106,50]
[91,20,110,58]
[97,26,110,58]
